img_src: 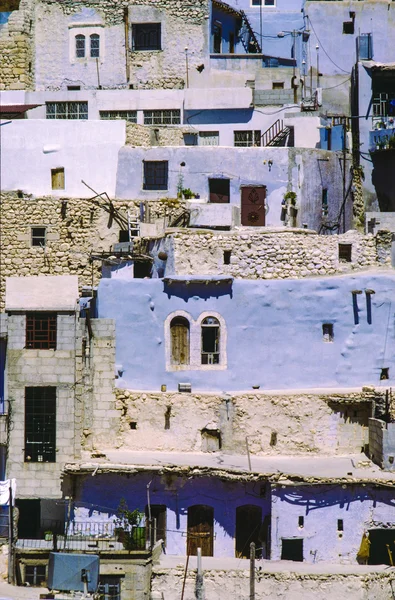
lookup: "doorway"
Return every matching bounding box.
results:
[187,505,214,556]
[281,538,303,561]
[241,186,266,226]
[235,505,262,558]
[16,499,41,538]
[368,529,395,565]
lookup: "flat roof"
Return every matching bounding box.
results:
[6,275,79,311]
[64,451,395,487]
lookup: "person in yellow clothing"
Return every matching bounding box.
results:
[357,532,371,565]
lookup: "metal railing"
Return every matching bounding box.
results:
[261,119,283,147]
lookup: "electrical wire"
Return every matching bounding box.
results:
[308,17,351,74]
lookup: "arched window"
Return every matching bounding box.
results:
[90,33,100,58]
[170,317,190,365]
[76,34,85,58]
[201,317,220,364]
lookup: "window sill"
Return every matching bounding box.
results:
[166,364,227,372]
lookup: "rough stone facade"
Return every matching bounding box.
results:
[126,122,187,147]
[112,388,376,457]
[166,228,393,280]
[151,565,395,600]
[0,0,34,90]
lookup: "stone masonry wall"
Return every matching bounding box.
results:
[111,389,377,457]
[0,0,35,90]
[6,313,82,498]
[126,123,187,147]
[151,566,395,600]
[167,228,392,280]
[369,417,386,469]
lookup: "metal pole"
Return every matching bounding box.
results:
[181,551,190,600]
[185,47,189,88]
[7,485,12,584]
[249,542,255,600]
[196,547,204,600]
[316,44,319,89]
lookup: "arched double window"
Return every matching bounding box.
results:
[75,34,85,58]
[90,33,100,58]
[170,317,190,365]
[201,317,220,365]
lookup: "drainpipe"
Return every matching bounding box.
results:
[124,7,130,83]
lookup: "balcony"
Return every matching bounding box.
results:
[369,126,395,153]
[16,520,149,554]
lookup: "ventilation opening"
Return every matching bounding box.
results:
[129,421,137,430]
[339,243,352,262]
[223,250,231,265]
[134,261,151,278]
[380,368,389,381]
[270,431,277,446]
[67,85,81,91]
[164,406,171,430]
[343,21,354,34]
[119,230,130,242]
[298,516,304,528]
[322,323,334,342]
[272,82,284,89]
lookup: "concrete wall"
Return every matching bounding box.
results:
[70,472,271,558]
[0,119,125,198]
[271,484,395,564]
[113,389,372,457]
[115,146,351,232]
[97,272,395,392]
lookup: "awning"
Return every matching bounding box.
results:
[0,104,42,118]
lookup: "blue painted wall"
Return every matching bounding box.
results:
[211,6,244,54]
[71,473,270,558]
[97,272,395,392]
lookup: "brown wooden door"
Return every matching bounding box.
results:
[187,505,214,556]
[170,317,190,365]
[241,186,266,226]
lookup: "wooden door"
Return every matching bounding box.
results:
[235,505,262,558]
[241,186,266,226]
[187,505,214,556]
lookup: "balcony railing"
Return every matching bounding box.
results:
[16,521,147,553]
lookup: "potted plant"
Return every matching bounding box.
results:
[284,191,297,206]
[114,498,144,551]
[182,188,195,200]
[44,530,53,541]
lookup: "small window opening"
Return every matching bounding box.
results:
[343,21,354,35]
[270,431,277,446]
[338,243,352,262]
[67,85,81,91]
[201,428,221,452]
[24,565,46,586]
[272,81,284,90]
[26,312,57,349]
[322,323,334,342]
[380,368,389,381]
[201,317,220,365]
[281,538,303,562]
[129,421,137,430]
[224,250,231,265]
[298,516,304,528]
[337,519,344,531]
[134,260,151,278]
[119,229,130,243]
[31,227,46,247]
[51,167,65,190]
[322,188,328,216]
[209,178,230,203]
[165,405,171,430]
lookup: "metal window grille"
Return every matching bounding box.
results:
[25,565,46,587]
[75,34,85,58]
[46,102,88,120]
[25,387,56,463]
[100,111,137,122]
[143,161,168,190]
[98,576,121,600]
[26,312,57,349]
[31,226,46,247]
[90,33,100,58]
[143,110,181,125]
[234,130,261,147]
[201,317,220,365]
[199,131,219,146]
[132,23,161,50]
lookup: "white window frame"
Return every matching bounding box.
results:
[69,24,104,63]
[164,311,227,371]
[144,110,181,125]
